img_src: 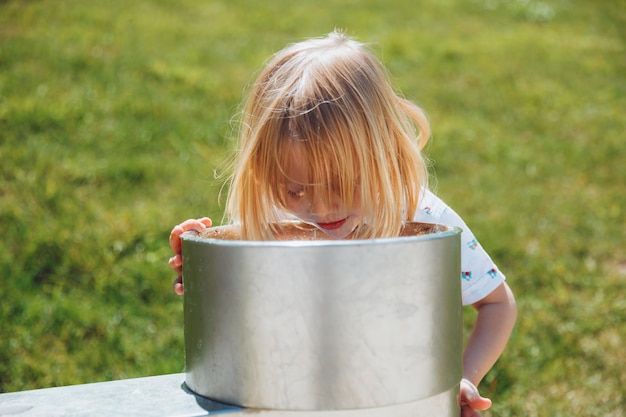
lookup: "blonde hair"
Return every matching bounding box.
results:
[225,31,430,240]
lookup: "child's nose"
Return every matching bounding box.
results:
[307,194,338,217]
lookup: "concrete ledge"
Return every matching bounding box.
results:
[0,375,458,417]
[0,373,241,417]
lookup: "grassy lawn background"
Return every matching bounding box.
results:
[1,0,624,415]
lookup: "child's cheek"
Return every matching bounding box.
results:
[285,199,308,218]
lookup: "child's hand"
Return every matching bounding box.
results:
[459,378,492,417]
[168,217,212,295]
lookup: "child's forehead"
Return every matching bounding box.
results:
[281,144,309,183]
[278,139,353,185]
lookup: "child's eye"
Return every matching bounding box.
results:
[287,188,305,199]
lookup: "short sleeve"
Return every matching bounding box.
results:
[414,190,505,306]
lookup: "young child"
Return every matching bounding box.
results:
[168,31,516,417]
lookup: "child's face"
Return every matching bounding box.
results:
[281,147,362,239]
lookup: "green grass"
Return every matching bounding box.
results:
[1,0,625,415]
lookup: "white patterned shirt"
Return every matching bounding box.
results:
[414,189,505,306]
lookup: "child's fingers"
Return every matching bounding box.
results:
[459,379,491,412]
[169,218,212,254]
[169,225,185,254]
[168,254,182,274]
[173,276,184,295]
[168,218,211,295]
[460,404,483,417]
[179,218,210,229]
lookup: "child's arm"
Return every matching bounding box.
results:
[460,281,517,415]
[168,217,212,295]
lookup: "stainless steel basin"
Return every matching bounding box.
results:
[182,222,462,414]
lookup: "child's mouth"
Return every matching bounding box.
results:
[317,219,347,230]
